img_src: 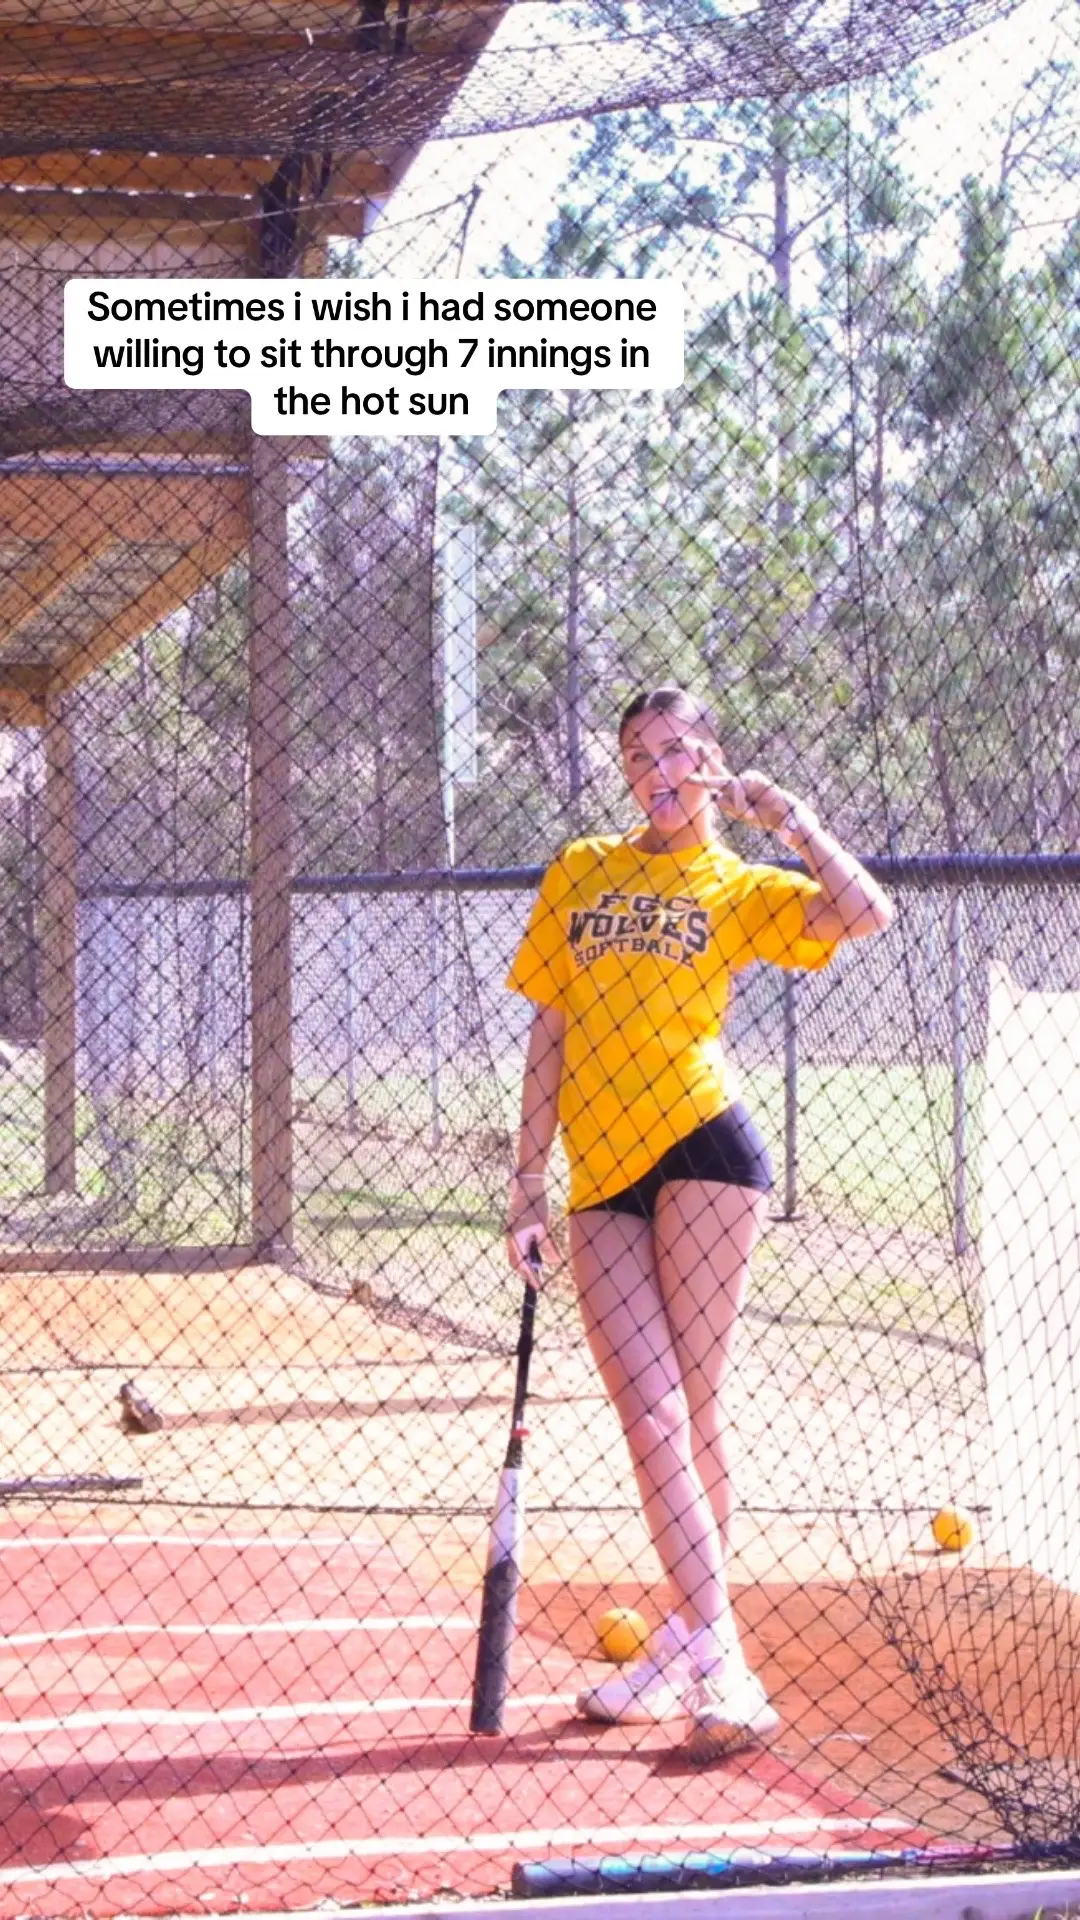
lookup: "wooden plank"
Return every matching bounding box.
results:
[0,5,496,82]
[0,665,47,726]
[47,528,244,692]
[0,2,398,30]
[248,431,294,1254]
[0,397,250,459]
[0,104,412,165]
[0,178,387,240]
[0,154,277,194]
[0,528,114,634]
[0,473,247,551]
[0,690,45,725]
[0,192,261,255]
[42,697,78,1194]
[0,187,260,224]
[0,26,309,85]
[0,683,45,725]
[0,151,384,209]
[0,22,504,157]
[319,152,388,239]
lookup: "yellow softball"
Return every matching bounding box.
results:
[595,1606,649,1663]
[932,1506,975,1552]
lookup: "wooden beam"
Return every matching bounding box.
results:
[0,397,249,460]
[0,26,311,85]
[248,431,294,1254]
[318,153,388,240]
[42,697,78,1195]
[0,154,264,194]
[0,175,388,243]
[0,194,260,260]
[0,188,262,228]
[0,473,247,551]
[0,149,389,196]
[0,528,114,636]
[47,528,245,693]
[0,7,392,45]
[0,4,501,94]
[0,24,505,159]
[0,666,48,727]
[0,3,496,48]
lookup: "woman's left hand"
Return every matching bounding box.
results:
[697,765,810,838]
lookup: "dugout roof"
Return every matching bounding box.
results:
[0,0,506,721]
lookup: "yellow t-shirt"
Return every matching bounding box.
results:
[506,831,839,1210]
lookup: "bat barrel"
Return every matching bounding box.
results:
[468,1269,536,1737]
[468,1552,522,1732]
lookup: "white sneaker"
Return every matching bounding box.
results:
[576,1618,692,1725]
[684,1662,780,1763]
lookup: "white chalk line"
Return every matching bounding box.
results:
[0,1689,574,1738]
[0,1815,912,1890]
[0,1615,474,1651]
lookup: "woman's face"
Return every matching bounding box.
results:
[620,710,725,837]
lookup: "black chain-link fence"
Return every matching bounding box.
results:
[0,0,1079,1911]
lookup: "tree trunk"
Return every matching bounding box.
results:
[416,442,454,867]
[248,432,294,1252]
[929,701,961,853]
[871,368,887,548]
[371,693,390,869]
[42,698,78,1193]
[771,107,796,542]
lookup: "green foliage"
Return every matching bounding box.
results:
[45,42,1080,879]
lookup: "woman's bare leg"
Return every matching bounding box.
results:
[568,1206,728,1636]
[654,1180,767,1556]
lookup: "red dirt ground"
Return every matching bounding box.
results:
[0,1262,1060,1914]
[0,1520,938,1917]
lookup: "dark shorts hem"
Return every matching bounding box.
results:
[572,1101,774,1223]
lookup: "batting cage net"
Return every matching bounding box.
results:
[0,0,1079,1912]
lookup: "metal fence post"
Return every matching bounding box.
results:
[207,892,219,1095]
[342,893,358,1127]
[949,891,969,1258]
[154,899,167,1099]
[428,892,443,1149]
[782,970,798,1219]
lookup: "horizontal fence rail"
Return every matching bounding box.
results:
[78,853,1080,902]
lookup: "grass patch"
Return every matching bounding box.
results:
[745,1060,984,1241]
[296,1055,982,1246]
[0,1049,984,1253]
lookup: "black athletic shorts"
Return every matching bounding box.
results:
[575,1101,774,1221]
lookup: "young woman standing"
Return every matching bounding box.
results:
[504,686,893,1763]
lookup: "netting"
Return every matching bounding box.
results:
[0,2,1029,155]
[0,0,1079,1910]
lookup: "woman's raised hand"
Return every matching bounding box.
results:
[694,755,818,843]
